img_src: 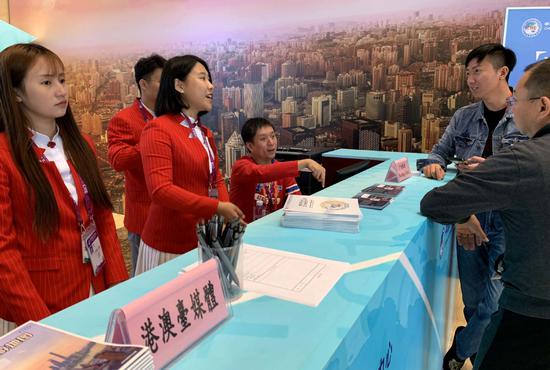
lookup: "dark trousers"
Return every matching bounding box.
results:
[474,308,550,370]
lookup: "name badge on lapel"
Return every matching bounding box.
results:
[208,188,219,199]
[81,221,105,276]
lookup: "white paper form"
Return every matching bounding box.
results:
[242,244,350,307]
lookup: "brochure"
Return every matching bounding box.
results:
[0,321,153,370]
[281,195,362,233]
[361,184,404,197]
[354,193,393,210]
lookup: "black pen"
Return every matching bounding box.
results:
[212,239,240,286]
[210,215,218,244]
[222,225,233,248]
[218,215,224,239]
[197,229,214,260]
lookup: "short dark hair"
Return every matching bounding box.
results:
[155,55,211,116]
[524,59,550,99]
[465,43,517,82]
[134,54,166,93]
[241,118,275,144]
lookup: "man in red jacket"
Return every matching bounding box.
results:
[230,118,325,222]
[108,54,166,275]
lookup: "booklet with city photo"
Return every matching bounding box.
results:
[361,183,405,197]
[0,321,153,370]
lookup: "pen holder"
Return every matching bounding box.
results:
[197,220,245,301]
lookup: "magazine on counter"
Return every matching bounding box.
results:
[0,321,153,370]
[283,194,362,219]
[281,195,362,233]
[361,184,405,197]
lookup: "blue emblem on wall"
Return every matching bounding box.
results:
[522,18,543,38]
[504,7,550,87]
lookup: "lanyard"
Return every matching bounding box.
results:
[180,112,217,188]
[265,181,279,212]
[39,153,95,231]
[138,99,154,122]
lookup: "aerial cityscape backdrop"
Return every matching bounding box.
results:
[10,0,548,213]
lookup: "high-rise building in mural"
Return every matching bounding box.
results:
[421,113,441,153]
[222,86,243,111]
[398,128,413,152]
[312,95,332,127]
[337,88,356,111]
[243,83,264,119]
[365,91,385,121]
[224,131,247,177]
[282,96,297,114]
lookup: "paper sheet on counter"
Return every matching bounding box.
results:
[242,244,350,307]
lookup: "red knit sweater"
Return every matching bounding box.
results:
[0,134,128,325]
[139,114,229,253]
[230,156,300,222]
[107,98,152,234]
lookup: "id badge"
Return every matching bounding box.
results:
[81,235,90,264]
[81,222,105,276]
[208,187,218,199]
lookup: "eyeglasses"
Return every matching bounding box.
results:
[506,95,542,107]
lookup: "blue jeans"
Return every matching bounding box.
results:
[127,232,141,277]
[455,211,505,360]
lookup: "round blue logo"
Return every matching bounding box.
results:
[522,18,542,38]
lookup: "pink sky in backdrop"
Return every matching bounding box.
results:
[9,0,540,53]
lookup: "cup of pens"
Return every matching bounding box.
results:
[197,216,245,301]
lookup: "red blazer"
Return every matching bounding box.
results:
[230,156,300,221]
[107,98,152,235]
[140,114,229,254]
[0,134,128,325]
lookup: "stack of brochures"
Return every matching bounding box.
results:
[281,194,362,233]
[0,321,153,370]
[353,183,405,210]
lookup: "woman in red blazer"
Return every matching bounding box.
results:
[137,55,244,274]
[0,44,128,333]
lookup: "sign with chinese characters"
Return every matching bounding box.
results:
[504,7,550,87]
[384,158,412,183]
[105,258,229,369]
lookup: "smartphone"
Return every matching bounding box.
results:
[450,156,466,165]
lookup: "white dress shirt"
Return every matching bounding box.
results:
[179,115,214,174]
[30,127,78,204]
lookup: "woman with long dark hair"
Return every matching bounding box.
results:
[0,43,128,333]
[136,55,244,273]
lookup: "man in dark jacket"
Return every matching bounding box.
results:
[421,59,550,370]
[422,44,527,370]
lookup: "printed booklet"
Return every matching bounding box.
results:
[281,195,362,232]
[360,184,404,197]
[0,321,153,370]
[354,193,393,210]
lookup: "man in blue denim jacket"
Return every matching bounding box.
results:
[421,59,550,370]
[421,44,528,370]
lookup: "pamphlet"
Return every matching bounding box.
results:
[281,195,362,233]
[361,183,404,197]
[354,193,393,210]
[0,321,152,370]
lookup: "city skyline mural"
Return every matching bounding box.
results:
[9,0,548,213]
